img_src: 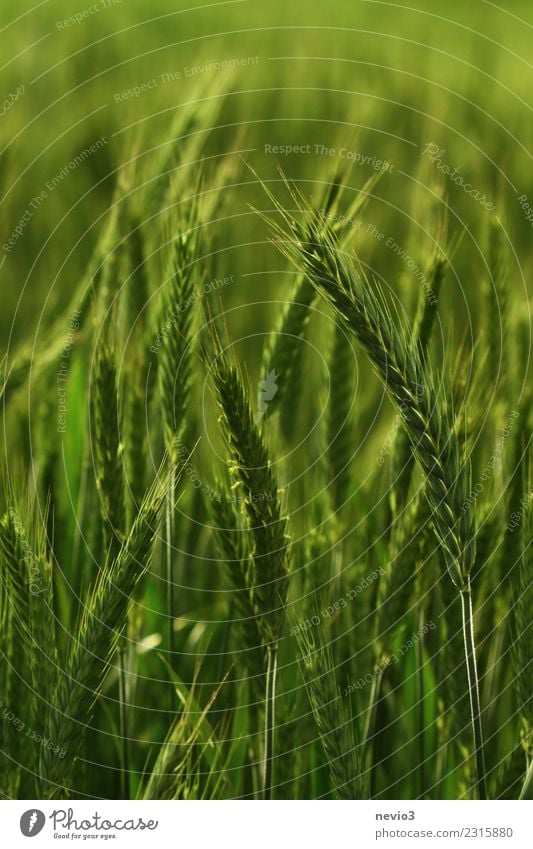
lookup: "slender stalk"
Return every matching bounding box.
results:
[460,584,487,799]
[117,642,130,799]
[265,191,488,798]
[71,450,90,585]
[166,473,175,661]
[331,542,343,617]
[206,325,290,801]
[42,464,173,794]
[519,758,533,801]
[262,644,278,800]
[416,605,425,798]
[362,661,385,797]
[435,738,448,799]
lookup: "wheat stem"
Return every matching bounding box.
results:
[166,473,176,660]
[262,644,278,799]
[416,604,426,798]
[519,758,533,800]
[362,660,385,794]
[461,584,487,799]
[263,184,486,796]
[118,643,130,799]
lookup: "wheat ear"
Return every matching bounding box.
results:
[158,199,203,660]
[264,184,486,798]
[205,319,290,798]
[296,624,367,799]
[258,165,388,422]
[42,463,176,796]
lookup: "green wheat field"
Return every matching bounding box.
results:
[0,0,531,801]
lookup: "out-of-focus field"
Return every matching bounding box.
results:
[2,0,532,343]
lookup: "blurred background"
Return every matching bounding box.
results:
[1,0,532,346]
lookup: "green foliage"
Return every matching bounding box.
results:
[0,6,531,800]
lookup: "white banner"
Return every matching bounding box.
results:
[0,800,530,848]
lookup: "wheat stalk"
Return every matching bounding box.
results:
[92,319,130,795]
[205,319,290,798]
[389,244,447,529]
[122,207,150,529]
[209,488,266,700]
[42,463,175,797]
[157,199,203,661]
[258,166,389,423]
[296,623,366,799]
[262,182,486,797]
[93,322,126,563]
[142,665,226,800]
[511,468,532,771]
